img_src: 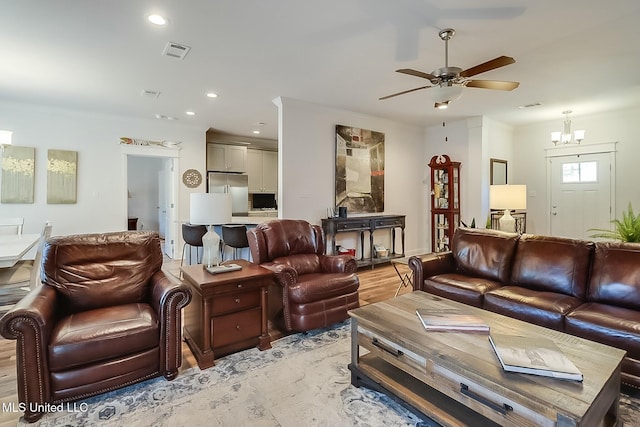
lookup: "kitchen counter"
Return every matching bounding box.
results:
[230,216,276,225]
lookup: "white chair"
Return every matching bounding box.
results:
[0,222,52,314]
[0,218,24,236]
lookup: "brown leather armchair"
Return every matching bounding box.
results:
[0,231,191,423]
[247,219,359,332]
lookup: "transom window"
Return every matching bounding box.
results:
[562,161,597,183]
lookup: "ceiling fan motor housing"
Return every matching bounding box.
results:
[432,66,463,83]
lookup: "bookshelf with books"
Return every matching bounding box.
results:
[429,154,460,252]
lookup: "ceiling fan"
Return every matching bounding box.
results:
[379,28,519,109]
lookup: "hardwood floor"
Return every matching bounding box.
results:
[0,261,410,426]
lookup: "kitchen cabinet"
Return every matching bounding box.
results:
[247,149,278,193]
[207,143,247,173]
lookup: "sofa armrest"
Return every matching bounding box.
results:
[149,271,192,380]
[0,285,57,412]
[259,262,298,288]
[408,252,456,291]
[320,254,357,274]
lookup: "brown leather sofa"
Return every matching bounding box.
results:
[247,219,360,332]
[409,227,640,388]
[0,231,192,422]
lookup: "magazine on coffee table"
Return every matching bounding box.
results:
[416,309,490,333]
[489,333,583,382]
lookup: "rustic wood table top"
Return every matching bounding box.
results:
[349,291,626,426]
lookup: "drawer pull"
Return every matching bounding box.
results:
[460,383,512,415]
[236,325,241,330]
[372,338,403,358]
[237,284,242,288]
[235,298,241,304]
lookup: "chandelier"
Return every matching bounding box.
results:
[551,110,585,145]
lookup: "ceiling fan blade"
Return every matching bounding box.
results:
[379,85,431,100]
[396,69,438,81]
[459,56,515,78]
[465,80,520,91]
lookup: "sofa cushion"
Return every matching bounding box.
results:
[510,234,593,298]
[288,273,359,304]
[452,228,519,284]
[273,254,321,276]
[259,220,320,260]
[587,242,640,310]
[48,303,159,371]
[423,274,502,307]
[42,231,163,313]
[483,286,583,330]
[566,302,640,361]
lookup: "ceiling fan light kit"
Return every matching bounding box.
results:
[380,28,520,108]
[431,84,464,109]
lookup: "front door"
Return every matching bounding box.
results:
[549,152,612,239]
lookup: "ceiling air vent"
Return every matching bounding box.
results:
[162,42,191,60]
[141,89,161,99]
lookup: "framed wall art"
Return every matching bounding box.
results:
[335,125,385,214]
[47,149,77,204]
[1,146,35,204]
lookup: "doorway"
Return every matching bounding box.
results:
[122,147,179,259]
[547,144,616,239]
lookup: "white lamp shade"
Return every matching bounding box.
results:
[190,193,232,225]
[0,130,12,145]
[490,185,527,210]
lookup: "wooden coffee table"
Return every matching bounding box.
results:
[348,292,625,427]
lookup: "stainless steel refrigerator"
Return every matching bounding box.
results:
[207,172,249,216]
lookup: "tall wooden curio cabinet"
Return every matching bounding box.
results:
[429,155,461,252]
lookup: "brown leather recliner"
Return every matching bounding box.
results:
[247,219,360,332]
[0,231,191,423]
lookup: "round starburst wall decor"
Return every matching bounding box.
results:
[182,169,202,188]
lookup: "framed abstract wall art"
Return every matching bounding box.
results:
[47,149,77,204]
[1,146,35,204]
[335,125,385,214]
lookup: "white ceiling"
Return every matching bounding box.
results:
[2,1,639,141]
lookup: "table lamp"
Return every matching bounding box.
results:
[190,193,232,268]
[489,185,527,232]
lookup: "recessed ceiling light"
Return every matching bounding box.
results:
[147,14,167,26]
[253,130,261,134]
[206,92,218,98]
[155,114,178,120]
[186,111,196,116]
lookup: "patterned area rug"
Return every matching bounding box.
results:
[20,320,640,426]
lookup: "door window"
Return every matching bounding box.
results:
[562,161,597,183]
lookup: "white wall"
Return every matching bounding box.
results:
[275,97,426,255]
[0,101,207,244]
[513,108,640,235]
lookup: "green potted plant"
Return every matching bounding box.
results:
[589,202,640,242]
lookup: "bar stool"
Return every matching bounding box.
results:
[181,223,207,267]
[221,225,250,261]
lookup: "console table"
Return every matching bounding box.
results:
[321,215,405,268]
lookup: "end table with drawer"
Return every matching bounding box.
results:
[181,259,274,369]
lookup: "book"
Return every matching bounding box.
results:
[205,263,242,275]
[489,333,583,382]
[416,309,490,333]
